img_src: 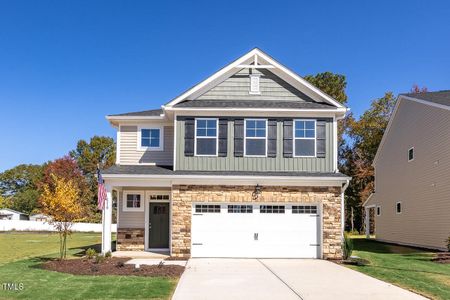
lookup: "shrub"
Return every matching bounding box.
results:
[342,232,354,260]
[116,261,125,268]
[94,254,105,264]
[105,251,112,258]
[446,236,450,252]
[85,248,97,259]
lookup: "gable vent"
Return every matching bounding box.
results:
[249,75,260,94]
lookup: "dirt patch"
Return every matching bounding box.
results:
[165,256,188,261]
[41,257,184,277]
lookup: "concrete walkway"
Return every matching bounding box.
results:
[172,259,425,300]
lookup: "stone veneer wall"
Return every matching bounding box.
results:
[117,228,145,251]
[171,185,343,260]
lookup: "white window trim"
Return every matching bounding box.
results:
[408,147,414,162]
[137,126,164,151]
[376,206,381,216]
[122,190,145,212]
[293,119,317,158]
[396,201,402,214]
[244,118,268,157]
[194,118,219,157]
[249,74,261,95]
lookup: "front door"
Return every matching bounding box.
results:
[149,203,170,248]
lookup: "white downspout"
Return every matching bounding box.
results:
[341,179,350,239]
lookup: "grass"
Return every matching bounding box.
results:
[0,232,178,299]
[347,237,450,300]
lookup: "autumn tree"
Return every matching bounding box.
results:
[40,175,83,259]
[410,84,428,93]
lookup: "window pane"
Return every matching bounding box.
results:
[295,121,304,130]
[197,119,206,128]
[141,138,150,147]
[197,128,207,136]
[141,129,150,138]
[206,129,216,136]
[295,129,305,138]
[126,194,140,208]
[246,139,266,156]
[305,129,315,138]
[295,139,315,156]
[149,138,160,147]
[246,120,256,129]
[197,138,217,155]
[207,119,217,128]
[256,120,266,129]
[256,129,266,137]
[305,121,315,129]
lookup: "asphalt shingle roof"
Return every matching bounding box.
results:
[402,90,450,107]
[108,109,163,117]
[173,100,334,109]
[102,164,349,178]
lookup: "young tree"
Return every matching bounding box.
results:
[410,84,428,93]
[40,175,83,259]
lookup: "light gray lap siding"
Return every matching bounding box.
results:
[119,125,174,165]
[176,118,333,172]
[196,68,314,101]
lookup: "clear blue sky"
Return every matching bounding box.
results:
[1,0,449,172]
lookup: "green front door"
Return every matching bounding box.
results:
[149,203,170,248]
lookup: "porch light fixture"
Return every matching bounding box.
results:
[252,184,262,200]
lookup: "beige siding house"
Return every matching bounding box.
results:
[365,91,450,251]
[100,48,350,260]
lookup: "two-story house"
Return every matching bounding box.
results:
[364,91,450,251]
[100,48,350,260]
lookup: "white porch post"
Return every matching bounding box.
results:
[101,184,113,254]
[365,207,370,238]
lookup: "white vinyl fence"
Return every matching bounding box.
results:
[0,220,117,233]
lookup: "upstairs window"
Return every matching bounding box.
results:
[294,120,316,157]
[139,127,163,151]
[195,118,218,156]
[245,119,267,156]
[249,75,260,94]
[408,147,414,162]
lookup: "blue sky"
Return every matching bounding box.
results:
[0,0,449,172]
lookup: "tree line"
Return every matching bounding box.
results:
[0,136,115,222]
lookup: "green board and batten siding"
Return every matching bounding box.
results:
[175,119,334,172]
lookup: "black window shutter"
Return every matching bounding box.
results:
[316,120,326,158]
[267,119,277,158]
[283,120,293,158]
[218,119,228,157]
[234,119,244,157]
[184,118,195,156]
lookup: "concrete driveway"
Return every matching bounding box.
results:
[172,259,425,300]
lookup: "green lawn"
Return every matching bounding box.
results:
[348,237,450,300]
[0,232,178,300]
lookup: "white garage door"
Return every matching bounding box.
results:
[191,203,320,258]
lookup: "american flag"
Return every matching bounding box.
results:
[97,168,107,210]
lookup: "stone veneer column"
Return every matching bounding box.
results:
[171,185,343,260]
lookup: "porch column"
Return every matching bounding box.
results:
[365,207,370,238]
[101,184,113,254]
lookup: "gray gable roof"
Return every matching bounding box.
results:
[402,90,450,107]
[108,108,163,117]
[173,100,334,109]
[102,164,349,178]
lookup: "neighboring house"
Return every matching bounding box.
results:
[364,91,450,251]
[0,208,29,220]
[101,48,350,259]
[29,213,52,222]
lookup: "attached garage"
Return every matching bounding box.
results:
[191,203,321,258]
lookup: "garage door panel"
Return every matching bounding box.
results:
[191,203,320,258]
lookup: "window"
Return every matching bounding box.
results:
[396,202,402,214]
[408,147,414,162]
[149,194,170,201]
[139,127,163,151]
[260,205,285,214]
[294,120,316,157]
[123,191,144,212]
[249,75,260,94]
[195,118,218,156]
[228,205,253,213]
[376,206,381,216]
[245,119,267,156]
[292,205,317,214]
[195,205,221,213]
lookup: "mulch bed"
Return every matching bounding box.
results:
[432,252,450,264]
[41,257,184,277]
